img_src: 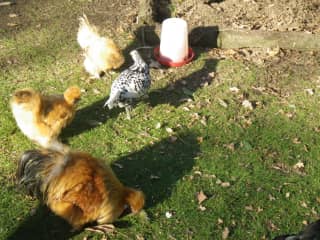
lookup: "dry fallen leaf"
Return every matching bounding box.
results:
[217,218,224,225]
[222,227,230,239]
[9,13,18,18]
[224,143,235,151]
[197,136,204,143]
[218,98,228,108]
[197,190,208,204]
[183,106,190,111]
[221,182,231,188]
[209,72,216,78]
[216,179,222,185]
[7,22,18,27]
[257,206,263,213]
[314,127,320,133]
[136,234,145,240]
[267,221,279,231]
[245,205,254,211]
[301,201,308,208]
[155,122,162,129]
[166,127,174,134]
[92,88,101,94]
[200,116,207,126]
[293,161,304,169]
[292,138,301,144]
[269,194,276,201]
[193,170,202,176]
[242,100,254,110]
[199,205,206,211]
[305,88,314,95]
[271,162,290,173]
[229,86,240,93]
[203,173,216,179]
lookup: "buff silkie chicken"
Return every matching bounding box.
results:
[10,86,81,153]
[103,49,151,119]
[77,14,124,79]
[17,149,145,232]
[273,219,320,240]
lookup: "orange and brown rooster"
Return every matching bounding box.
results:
[16,149,145,231]
[10,86,81,153]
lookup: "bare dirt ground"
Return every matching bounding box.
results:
[173,0,320,33]
[0,0,139,41]
[1,0,319,42]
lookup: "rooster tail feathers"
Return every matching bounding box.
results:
[64,86,81,105]
[17,150,71,200]
[124,187,145,213]
[17,150,50,199]
[77,14,99,49]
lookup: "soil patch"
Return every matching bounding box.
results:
[173,0,320,33]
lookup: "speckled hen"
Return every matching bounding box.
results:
[103,50,151,119]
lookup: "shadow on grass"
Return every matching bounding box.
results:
[7,204,133,240]
[60,97,121,139]
[7,205,74,240]
[112,130,199,208]
[148,58,218,107]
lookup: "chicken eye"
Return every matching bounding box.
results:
[16,91,32,99]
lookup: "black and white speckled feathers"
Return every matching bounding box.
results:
[104,50,151,110]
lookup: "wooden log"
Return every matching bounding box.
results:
[217,30,320,50]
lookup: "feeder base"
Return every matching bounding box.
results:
[154,46,195,67]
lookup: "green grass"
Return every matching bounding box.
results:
[1,1,320,240]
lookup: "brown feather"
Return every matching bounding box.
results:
[10,86,81,152]
[17,150,145,230]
